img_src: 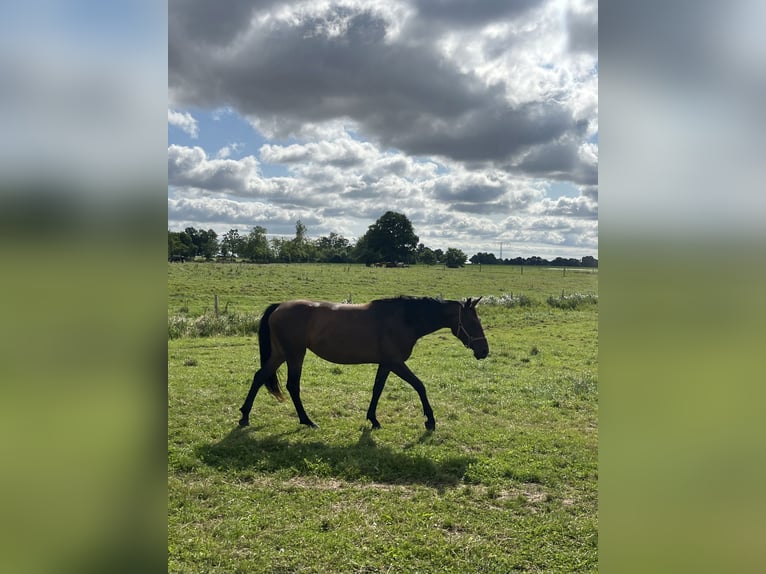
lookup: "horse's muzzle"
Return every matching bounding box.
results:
[474,347,489,360]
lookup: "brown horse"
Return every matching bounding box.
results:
[238,296,488,431]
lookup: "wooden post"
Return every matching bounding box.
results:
[214,294,219,317]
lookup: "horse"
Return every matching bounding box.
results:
[238,296,489,431]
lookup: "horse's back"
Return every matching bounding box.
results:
[269,300,388,364]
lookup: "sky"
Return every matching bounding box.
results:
[168,0,598,259]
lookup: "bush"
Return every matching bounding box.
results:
[478,293,533,308]
[168,312,260,339]
[546,292,598,310]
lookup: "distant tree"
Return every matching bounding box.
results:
[469,252,499,265]
[294,220,307,243]
[270,237,286,261]
[445,247,467,268]
[184,227,201,254]
[353,211,418,264]
[168,230,195,260]
[241,226,270,262]
[179,226,218,259]
[581,255,598,268]
[551,257,580,267]
[418,246,437,265]
[279,220,315,262]
[197,228,218,260]
[433,248,444,264]
[315,232,352,263]
[220,229,243,259]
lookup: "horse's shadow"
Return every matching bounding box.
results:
[197,426,474,488]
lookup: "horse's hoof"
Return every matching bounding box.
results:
[425,420,436,431]
[301,421,319,429]
[238,418,249,427]
[368,417,381,430]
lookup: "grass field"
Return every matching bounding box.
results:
[168,263,598,572]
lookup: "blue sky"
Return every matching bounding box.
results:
[168,0,598,258]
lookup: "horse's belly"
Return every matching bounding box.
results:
[308,334,379,364]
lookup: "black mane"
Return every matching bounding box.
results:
[370,296,451,335]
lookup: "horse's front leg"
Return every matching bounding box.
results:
[391,363,435,431]
[286,356,318,428]
[366,364,391,429]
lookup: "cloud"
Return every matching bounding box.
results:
[169,1,595,181]
[566,0,598,54]
[168,109,199,138]
[411,0,540,28]
[260,138,377,168]
[534,195,598,219]
[168,144,260,194]
[168,0,599,257]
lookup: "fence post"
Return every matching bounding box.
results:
[214,294,219,317]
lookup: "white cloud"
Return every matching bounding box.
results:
[168,108,199,138]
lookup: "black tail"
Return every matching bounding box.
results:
[259,303,285,401]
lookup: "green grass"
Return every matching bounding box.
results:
[168,262,597,317]
[168,263,598,572]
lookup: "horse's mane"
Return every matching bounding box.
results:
[370,296,451,333]
[370,296,446,311]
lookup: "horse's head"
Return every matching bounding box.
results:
[452,297,489,360]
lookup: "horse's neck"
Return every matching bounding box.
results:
[412,303,453,338]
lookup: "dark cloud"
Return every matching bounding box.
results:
[450,201,507,215]
[580,185,598,201]
[169,2,585,177]
[412,0,541,28]
[432,181,506,203]
[513,137,597,185]
[566,2,598,54]
[169,0,278,46]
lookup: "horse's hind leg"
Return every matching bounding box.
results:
[239,356,283,427]
[286,353,317,428]
[366,364,392,429]
[391,363,436,431]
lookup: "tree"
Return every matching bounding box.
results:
[278,220,315,262]
[445,247,467,268]
[241,226,270,262]
[315,232,351,263]
[418,246,437,265]
[469,252,498,265]
[294,220,307,243]
[220,229,243,259]
[168,230,195,260]
[196,228,218,260]
[581,255,598,268]
[353,211,419,264]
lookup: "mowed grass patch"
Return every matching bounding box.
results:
[168,264,598,572]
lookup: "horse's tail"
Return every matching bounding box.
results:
[259,303,285,401]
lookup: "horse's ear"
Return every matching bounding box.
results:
[472,296,482,308]
[463,297,472,308]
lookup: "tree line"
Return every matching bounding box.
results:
[168,211,597,268]
[469,252,598,268]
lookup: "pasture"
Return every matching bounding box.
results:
[168,263,598,572]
